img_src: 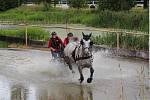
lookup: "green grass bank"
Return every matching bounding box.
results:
[0,5,148,32]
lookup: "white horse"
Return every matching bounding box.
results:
[64,32,94,83]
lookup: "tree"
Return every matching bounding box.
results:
[53,0,59,7]
[42,0,52,11]
[68,0,87,9]
[0,0,6,11]
[98,0,135,11]
[144,0,148,9]
[0,0,24,11]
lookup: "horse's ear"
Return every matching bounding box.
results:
[80,39,84,45]
[89,33,92,37]
[82,32,85,37]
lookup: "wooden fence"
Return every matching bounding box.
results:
[0,23,149,50]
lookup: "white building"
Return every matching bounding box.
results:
[135,0,144,7]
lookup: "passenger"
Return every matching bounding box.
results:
[64,32,74,47]
[69,36,79,43]
[48,32,64,59]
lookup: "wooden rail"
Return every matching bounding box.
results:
[0,22,148,35]
[0,23,148,50]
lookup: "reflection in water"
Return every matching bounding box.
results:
[11,86,27,100]
[11,85,37,100]
[10,84,93,100]
[48,84,93,100]
[27,86,37,100]
[60,84,93,100]
[0,77,11,100]
[78,85,93,100]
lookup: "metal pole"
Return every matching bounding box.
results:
[117,32,120,51]
[25,26,28,47]
[66,19,68,33]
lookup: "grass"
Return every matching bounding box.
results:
[0,27,49,47]
[89,10,149,32]
[0,4,148,32]
[92,32,149,51]
[0,41,9,48]
[0,27,50,41]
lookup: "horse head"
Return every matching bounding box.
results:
[80,32,93,55]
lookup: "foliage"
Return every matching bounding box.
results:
[68,0,87,9]
[143,0,149,9]
[0,5,148,32]
[92,32,149,51]
[0,0,24,11]
[0,27,49,41]
[98,0,135,11]
[0,41,9,48]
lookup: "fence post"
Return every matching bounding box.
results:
[117,32,120,51]
[25,26,28,47]
[66,21,68,33]
[65,11,68,33]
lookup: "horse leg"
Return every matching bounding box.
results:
[68,62,75,73]
[64,56,75,73]
[87,67,94,83]
[67,61,75,73]
[78,66,84,83]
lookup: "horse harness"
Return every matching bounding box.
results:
[72,45,93,62]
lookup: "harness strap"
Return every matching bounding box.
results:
[72,45,93,62]
[75,55,92,62]
[72,46,77,61]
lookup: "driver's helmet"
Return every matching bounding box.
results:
[67,32,73,37]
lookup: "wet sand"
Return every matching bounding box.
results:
[0,49,149,100]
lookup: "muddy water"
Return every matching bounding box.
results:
[0,49,149,100]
